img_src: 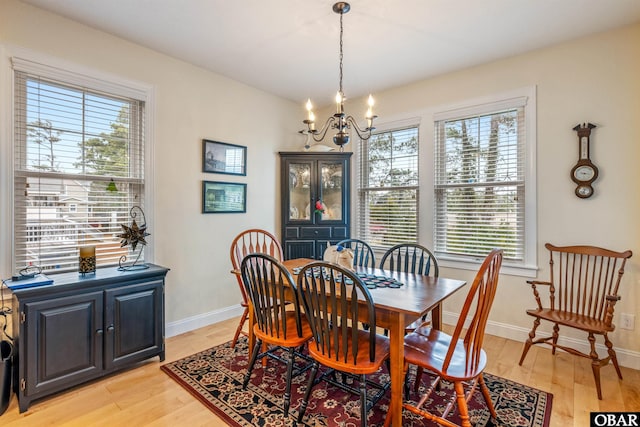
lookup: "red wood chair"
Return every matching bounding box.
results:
[387,249,503,427]
[296,261,390,427]
[229,229,284,349]
[240,253,312,417]
[519,243,632,400]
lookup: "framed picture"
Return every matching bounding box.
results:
[202,139,247,175]
[202,181,247,213]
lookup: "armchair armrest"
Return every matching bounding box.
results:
[526,280,551,286]
[604,294,622,326]
[525,280,552,310]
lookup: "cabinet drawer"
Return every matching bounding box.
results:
[300,227,331,238]
[333,227,348,239]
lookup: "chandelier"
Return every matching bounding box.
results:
[300,2,377,149]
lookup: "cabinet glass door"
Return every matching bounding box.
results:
[319,161,343,221]
[288,162,311,221]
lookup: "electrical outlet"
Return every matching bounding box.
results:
[620,313,635,330]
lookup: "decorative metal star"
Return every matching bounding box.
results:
[117,219,150,252]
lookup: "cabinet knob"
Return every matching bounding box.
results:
[314,230,318,235]
[107,325,115,332]
[96,329,103,335]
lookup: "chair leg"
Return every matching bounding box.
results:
[243,338,262,389]
[519,317,540,365]
[604,333,623,380]
[297,361,320,424]
[283,347,295,417]
[454,381,472,427]
[551,323,560,355]
[588,333,603,400]
[413,366,424,392]
[478,374,498,420]
[231,307,249,349]
[360,374,368,427]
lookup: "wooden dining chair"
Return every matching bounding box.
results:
[229,229,284,349]
[379,243,440,392]
[379,243,439,358]
[388,249,503,427]
[240,253,313,417]
[337,238,376,268]
[519,243,632,400]
[296,261,390,427]
[379,243,439,277]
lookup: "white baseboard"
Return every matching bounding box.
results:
[165,304,244,338]
[443,311,640,370]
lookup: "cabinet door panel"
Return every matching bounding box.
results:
[25,292,103,396]
[104,280,164,370]
[285,241,316,260]
[318,160,345,221]
[286,161,313,222]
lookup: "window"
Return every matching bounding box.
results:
[433,89,536,273]
[357,124,419,249]
[12,56,150,273]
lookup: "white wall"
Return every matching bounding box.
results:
[0,0,303,332]
[1,0,639,366]
[334,23,640,366]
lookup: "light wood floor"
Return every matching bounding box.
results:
[1,317,638,426]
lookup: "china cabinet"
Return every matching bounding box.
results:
[279,151,352,260]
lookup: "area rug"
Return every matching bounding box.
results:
[161,338,552,426]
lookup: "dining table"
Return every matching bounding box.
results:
[245,258,467,427]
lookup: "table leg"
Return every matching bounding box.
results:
[387,312,405,427]
[247,301,255,351]
[247,303,268,367]
[432,302,442,330]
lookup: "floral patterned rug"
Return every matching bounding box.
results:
[161,338,552,426]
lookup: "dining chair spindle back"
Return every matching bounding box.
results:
[337,238,376,268]
[296,261,390,427]
[239,253,312,417]
[390,249,503,427]
[229,229,284,348]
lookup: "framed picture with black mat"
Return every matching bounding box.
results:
[202,181,246,214]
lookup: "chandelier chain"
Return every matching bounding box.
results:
[339,10,344,95]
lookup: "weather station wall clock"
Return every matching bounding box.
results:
[570,122,598,198]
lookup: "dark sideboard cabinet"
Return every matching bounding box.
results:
[279,151,352,260]
[10,264,169,412]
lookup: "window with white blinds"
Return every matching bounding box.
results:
[357,126,419,250]
[13,65,146,273]
[434,94,533,265]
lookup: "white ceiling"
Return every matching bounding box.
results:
[19,0,640,106]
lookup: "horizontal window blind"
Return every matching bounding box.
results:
[13,70,145,273]
[357,126,419,249]
[434,108,524,261]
